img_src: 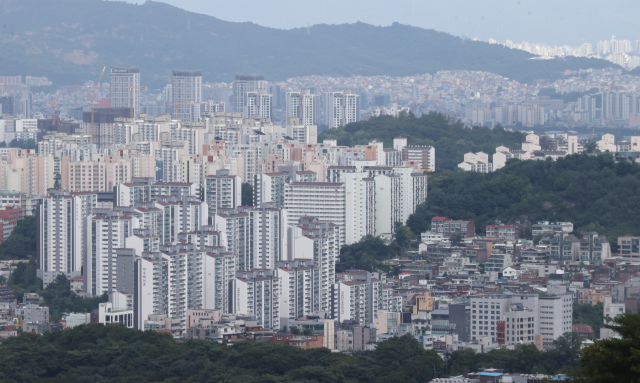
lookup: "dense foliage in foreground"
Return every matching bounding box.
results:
[448,333,582,376]
[407,153,640,249]
[318,112,526,170]
[0,326,443,383]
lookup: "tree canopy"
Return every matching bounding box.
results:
[579,313,640,382]
[406,153,640,249]
[573,302,604,338]
[0,328,442,383]
[448,332,582,376]
[337,235,399,273]
[0,216,38,260]
[318,112,526,170]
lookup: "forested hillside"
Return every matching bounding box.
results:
[407,153,640,248]
[318,112,526,170]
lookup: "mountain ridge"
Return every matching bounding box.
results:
[0,0,621,88]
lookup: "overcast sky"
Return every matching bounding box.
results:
[125,0,639,46]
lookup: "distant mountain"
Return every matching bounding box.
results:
[0,0,620,89]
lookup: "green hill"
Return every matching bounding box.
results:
[0,0,619,88]
[406,153,640,249]
[318,112,526,170]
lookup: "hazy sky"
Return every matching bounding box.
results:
[124,0,639,46]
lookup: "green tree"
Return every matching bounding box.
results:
[405,153,640,250]
[337,235,393,272]
[580,313,640,382]
[241,182,253,206]
[573,302,604,338]
[584,141,598,153]
[0,216,38,260]
[395,224,412,248]
[450,232,464,247]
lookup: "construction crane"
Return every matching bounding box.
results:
[109,81,147,119]
[86,66,106,138]
[165,102,207,121]
[51,100,58,126]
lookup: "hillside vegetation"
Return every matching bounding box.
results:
[0,0,618,87]
[319,112,526,170]
[407,153,640,249]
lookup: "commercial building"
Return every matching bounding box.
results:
[172,69,202,122]
[110,66,141,118]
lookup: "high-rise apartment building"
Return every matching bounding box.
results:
[204,169,242,218]
[243,91,272,119]
[233,73,267,114]
[229,269,281,329]
[323,90,360,128]
[84,208,137,297]
[172,69,202,122]
[286,90,316,126]
[254,172,288,208]
[285,182,346,247]
[110,66,140,118]
[38,190,97,287]
[288,217,339,311]
[275,259,321,322]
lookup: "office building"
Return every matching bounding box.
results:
[172,69,202,122]
[110,66,141,118]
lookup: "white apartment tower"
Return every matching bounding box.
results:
[38,189,97,287]
[343,172,376,244]
[229,269,281,329]
[275,259,321,322]
[233,73,267,113]
[284,182,346,247]
[84,208,138,297]
[110,66,140,118]
[286,90,316,126]
[288,217,339,312]
[204,169,242,219]
[323,90,360,128]
[243,91,272,120]
[172,69,202,122]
